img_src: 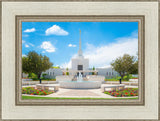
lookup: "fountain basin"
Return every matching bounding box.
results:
[59,81,101,89]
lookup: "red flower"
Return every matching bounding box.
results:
[30,93,33,95]
[125,92,128,95]
[44,92,47,95]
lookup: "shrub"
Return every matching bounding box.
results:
[32,78,39,80]
[42,73,47,78]
[28,73,38,79]
[105,74,138,81]
[66,72,69,75]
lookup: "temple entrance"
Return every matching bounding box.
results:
[77,65,83,76]
[78,65,83,70]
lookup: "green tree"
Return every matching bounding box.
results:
[129,52,138,74]
[129,60,138,74]
[111,54,136,80]
[22,51,53,83]
[92,66,95,75]
[66,68,69,75]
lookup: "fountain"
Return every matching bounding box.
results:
[58,30,102,89]
[77,72,83,82]
[59,72,101,89]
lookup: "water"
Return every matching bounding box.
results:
[77,72,83,82]
[64,80,95,83]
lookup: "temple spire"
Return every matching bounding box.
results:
[78,30,83,57]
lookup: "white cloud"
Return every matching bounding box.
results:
[25,44,29,48]
[22,40,34,47]
[24,28,36,33]
[22,40,26,44]
[68,44,77,47]
[40,41,56,52]
[28,43,34,47]
[60,33,138,68]
[23,34,29,37]
[45,25,69,36]
[22,54,27,57]
[131,30,138,37]
[83,37,138,68]
[60,54,76,69]
[60,61,72,69]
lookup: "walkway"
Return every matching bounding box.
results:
[23,84,138,98]
[46,88,113,98]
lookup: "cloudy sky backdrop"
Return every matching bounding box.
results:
[22,22,138,68]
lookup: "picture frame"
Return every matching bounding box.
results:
[16,15,144,106]
[1,0,159,120]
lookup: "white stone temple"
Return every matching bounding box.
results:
[71,30,89,72]
[40,30,119,79]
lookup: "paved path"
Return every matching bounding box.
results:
[22,84,138,98]
[40,88,114,98]
[58,90,100,96]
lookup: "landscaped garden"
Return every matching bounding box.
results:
[23,73,56,81]
[104,75,138,81]
[22,87,54,95]
[104,88,138,97]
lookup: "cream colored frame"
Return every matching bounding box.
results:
[1,0,159,120]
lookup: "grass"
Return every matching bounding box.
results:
[52,66,60,69]
[105,75,138,81]
[32,79,56,81]
[105,79,127,81]
[22,95,138,100]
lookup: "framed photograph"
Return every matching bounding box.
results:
[1,0,159,120]
[16,15,144,106]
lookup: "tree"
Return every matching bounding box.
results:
[22,51,53,83]
[111,54,136,80]
[129,60,138,74]
[66,68,69,75]
[92,66,95,75]
[129,53,138,74]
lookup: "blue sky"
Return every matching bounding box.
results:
[22,22,138,68]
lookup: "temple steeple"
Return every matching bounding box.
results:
[78,30,83,57]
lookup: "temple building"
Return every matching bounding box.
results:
[71,30,89,75]
[42,30,119,79]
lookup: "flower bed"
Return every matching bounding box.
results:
[22,87,54,95]
[104,88,138,97]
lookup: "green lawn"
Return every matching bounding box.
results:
[104,75,138,81]
[22,95,138,100]
[32,80,56,81]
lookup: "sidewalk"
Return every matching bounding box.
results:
[22,84,138,98]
